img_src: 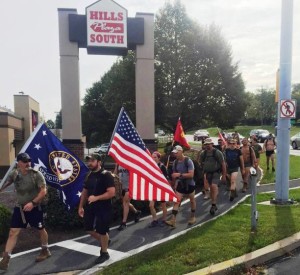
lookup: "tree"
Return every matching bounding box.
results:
[46,119,55,129]
[55,111,62,129]
[82,52,136,146]
[154,1,246,130]
[243,88,277,125]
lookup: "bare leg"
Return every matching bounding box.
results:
[4,228,21,254]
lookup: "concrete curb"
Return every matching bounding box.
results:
[186,232,300,275]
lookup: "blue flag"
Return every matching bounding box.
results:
[19,123,88,209]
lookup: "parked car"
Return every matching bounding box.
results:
[291,132,300,149]
[96,143,110,154]
[249,129,270,143]
[193,129,209,141]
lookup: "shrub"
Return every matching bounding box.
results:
[45,186,83,230]
[0,204,11,244]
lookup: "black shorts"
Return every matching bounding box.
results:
[176,184,196,195]
[83,205,112,235]
[10,206,45,230]
[266,150,275,157]
[227,167,239,174]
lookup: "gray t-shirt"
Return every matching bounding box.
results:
[8,168,46,205]
[117,166,129,189]
[172,157,195,186]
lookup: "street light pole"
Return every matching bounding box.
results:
[274,0,294,204]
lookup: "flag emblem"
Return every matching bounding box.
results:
[49,151,81,186]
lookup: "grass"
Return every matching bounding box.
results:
[100,188,300,275]
[98,154,300,275]
[259,154,300,184]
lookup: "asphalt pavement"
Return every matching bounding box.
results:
[1,171,251,275]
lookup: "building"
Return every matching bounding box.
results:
[0,94,40,178]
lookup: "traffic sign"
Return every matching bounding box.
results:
[280,99,296,118]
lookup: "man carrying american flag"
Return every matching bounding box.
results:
[108,108,178,208]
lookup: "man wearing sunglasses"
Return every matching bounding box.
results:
[0,153,50,271]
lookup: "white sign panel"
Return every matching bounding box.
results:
[86,0,127,48]
[280,99,296,118]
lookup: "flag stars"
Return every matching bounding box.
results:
[42,131,47,136]
[34,144,42,150]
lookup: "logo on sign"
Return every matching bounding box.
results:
[86,0,127,48]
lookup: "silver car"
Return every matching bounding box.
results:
[291,132,300,149]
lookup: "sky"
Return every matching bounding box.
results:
[0,0,299,121]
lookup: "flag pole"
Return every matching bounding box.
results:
[0,122,44,189]
[102,107,124,168]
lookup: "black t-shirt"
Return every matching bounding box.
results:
[83,170,115,208]
[225,148,241,169]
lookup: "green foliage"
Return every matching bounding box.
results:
[55,110,62,129]
[244,88,277,125]
[45,186,83,229]
[46,119,55,129]
[0,204,11,244]
[82,1,247,143]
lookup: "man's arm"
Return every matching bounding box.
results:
[78,188,88,217]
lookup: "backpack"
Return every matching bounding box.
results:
[174,157,203,186]
[200,148,223,173]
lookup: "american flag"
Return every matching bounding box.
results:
[108,108,178,202]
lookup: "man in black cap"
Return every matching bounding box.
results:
[0,153,50,271]
[78,153,115,264]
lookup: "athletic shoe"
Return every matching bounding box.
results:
[117,222,127,231]
[134,210,142,223]
[95,252,110,264]
[210,205,218,216]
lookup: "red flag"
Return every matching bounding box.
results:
[108,108,178,202]
[173,118,190,149]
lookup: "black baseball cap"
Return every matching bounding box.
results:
[17,153,31,162]
[85,153,103,161]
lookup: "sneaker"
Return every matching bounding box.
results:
[134,210,142,223]
[210,205,218,216]
[35,248,51,262]
[117,222,127,231]
[272,167,275,172]
[95,252,110,264]
[188,217,196,225]
[148,220,158,228]
[158,220,166,227]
